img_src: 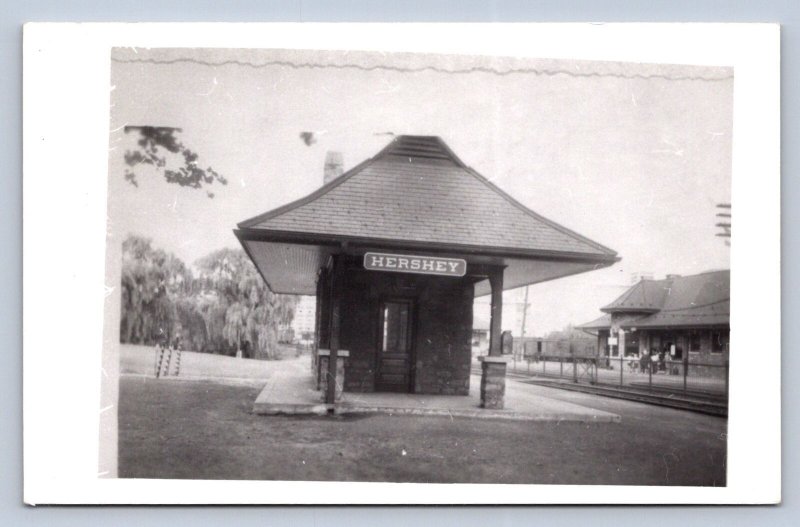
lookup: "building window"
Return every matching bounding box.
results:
[711,330,728,354]
[624,332,640,357]
[689,330,702,353]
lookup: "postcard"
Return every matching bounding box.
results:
[22,22,780,504]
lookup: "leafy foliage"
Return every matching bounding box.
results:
[119,236,298,359]
[123,126,228,198]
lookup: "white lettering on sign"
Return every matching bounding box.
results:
[364,252,467,277]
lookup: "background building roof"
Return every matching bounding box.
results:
[579,270,730,330]
[601,279,670,313]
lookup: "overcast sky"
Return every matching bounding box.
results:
[108,48,732,335]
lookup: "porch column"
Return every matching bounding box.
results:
[488,267,504,357]
[325,255,344,405]
[318,349,349,400]
[311,269,324,376]
[481,266,508,409]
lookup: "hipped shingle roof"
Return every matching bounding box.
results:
[239,136,617,260]
[579,270,730,330]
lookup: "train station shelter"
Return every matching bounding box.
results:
[235,135,618,408]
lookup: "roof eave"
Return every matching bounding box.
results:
[234,228,280,294]
[600,307,661,315]
[578,323,612,330]
[620,321,730,330]
[235,227,621,265]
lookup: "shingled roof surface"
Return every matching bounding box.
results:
[601,279,671,313]
[239,136,616,258]
[579,270,730,330]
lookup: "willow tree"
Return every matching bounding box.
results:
[195,248,298,359]
[120,236,299,358]
[119,236,192,345]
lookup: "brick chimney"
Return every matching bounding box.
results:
[323,151,343,185]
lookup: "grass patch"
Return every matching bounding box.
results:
[119,376,726,485]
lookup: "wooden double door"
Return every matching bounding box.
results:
[375,298,415,393]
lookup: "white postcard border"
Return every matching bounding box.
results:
[22,22,780,504]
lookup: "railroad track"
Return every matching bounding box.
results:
[472,367,728,417]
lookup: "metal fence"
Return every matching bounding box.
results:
[500,353,729,399]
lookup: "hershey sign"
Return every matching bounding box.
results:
[364,252,467,277]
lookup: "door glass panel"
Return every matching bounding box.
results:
[382,302,409,353]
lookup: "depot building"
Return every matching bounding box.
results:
[235,135,618,408]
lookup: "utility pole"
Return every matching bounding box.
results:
[520,286,530,360]
[716,203,731,246]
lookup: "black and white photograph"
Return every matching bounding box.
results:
[105,45,733,486]
[20,21,782,506]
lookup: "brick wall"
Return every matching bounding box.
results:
[413,278,473,395]
[316,255,474,394]
[685,330,729,379]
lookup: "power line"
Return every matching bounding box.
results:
[716,203,731,245]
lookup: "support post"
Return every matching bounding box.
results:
[683,352,689,393]
[325,255,344,405]
[594,337,601,384]
[488,268,504,357]
[318,349,349,401]
[571,339,578,383]
[481,267,507,409]
[312,270,324,375]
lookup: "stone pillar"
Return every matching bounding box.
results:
[479,356,509,409]
[318,349,349,402]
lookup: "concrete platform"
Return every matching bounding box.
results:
[252,358,620,423]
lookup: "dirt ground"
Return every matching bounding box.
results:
[118,375,727,485]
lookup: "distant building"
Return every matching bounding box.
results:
[578,270,730,375]
[471,312,490,355]
[291,296,317,341]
